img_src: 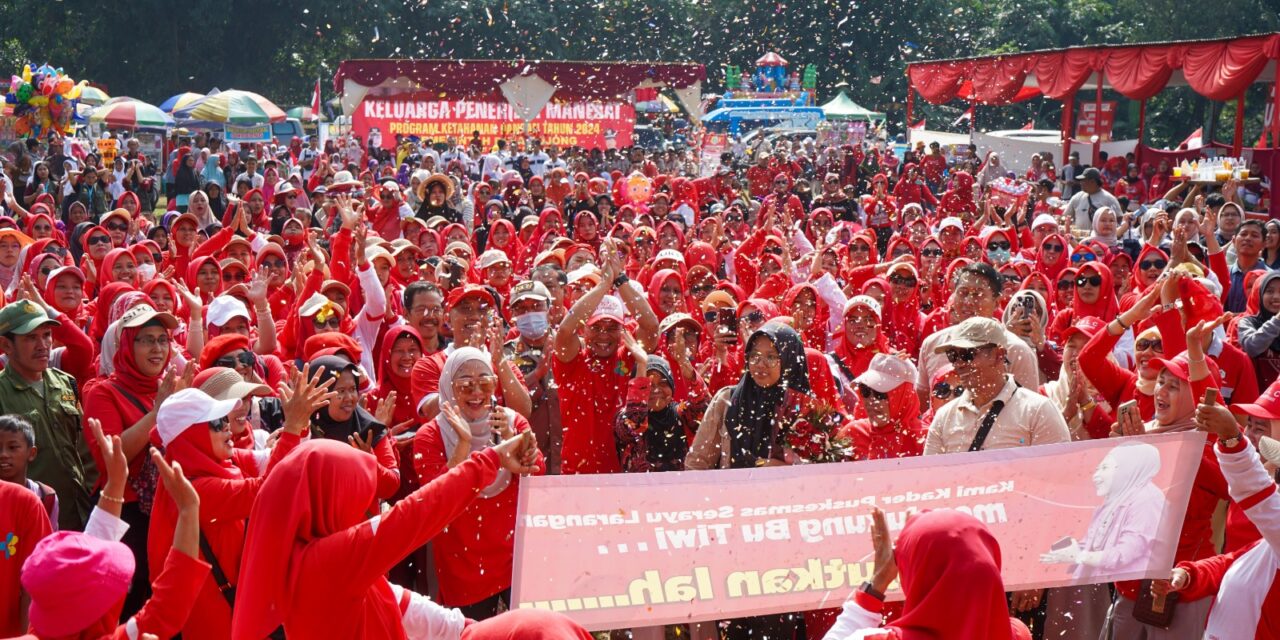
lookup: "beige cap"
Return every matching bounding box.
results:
[934,317,1007,353]
[197,367,271,401]
[118,304,178,330]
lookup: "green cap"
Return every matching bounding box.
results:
[0,300,60,336]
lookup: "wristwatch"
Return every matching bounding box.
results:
[1221,432,1242,448]
[612,274,630,288]
[858,581,886,601]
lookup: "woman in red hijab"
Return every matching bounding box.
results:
[784,283,829,351]
[185,255,222,304]
[841,353,924,460]
[24,210,56,241]
[98,247,139,291]
[936,171,977,221]
[231,435,542,639]
[82,305,180,619]
[1050,259,1117,342]
[43,265,87,326]
[881,262,924,356]
[485,218,523,274]
[145,384,311,640]
[830,296,890,411]
[571,210,602,251]
[1033,233,1069,281]
[646,268,689,322]
[824,509,1031,639]
[1120,244,1169,311]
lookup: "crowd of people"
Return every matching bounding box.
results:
[0,122,1279,640]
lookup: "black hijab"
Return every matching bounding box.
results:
[643,355,686,472]
[305,355,387,446]
[724,323,809,469]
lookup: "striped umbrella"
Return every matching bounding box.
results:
[89,98,174,129]
[159,92,204,113]
[286,106,325,121]
[78,85,111,106]
[176,89,286,124]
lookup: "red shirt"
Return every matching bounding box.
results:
[920,154,947,182]
[413,414,544,606]
[552,347,631,474]
[1,481,52,637]
[745,165,775,199]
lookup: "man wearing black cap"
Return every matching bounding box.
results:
[1065,167,1122,231]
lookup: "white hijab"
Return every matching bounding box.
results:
[438,346,512,498]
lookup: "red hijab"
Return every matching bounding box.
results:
[185,256,222,301]
[832,299,889,381]
[1033,233,1069,281]
[1069,260,1118,322]
[98,247,136,289]
[784,283,829,351]
[89,282,137,343]
[232,440,385,639]
[371,325,424,426]
[43,266,85,316]
[646,269,689,321]
[888,510,1029,640]
[849,380,924,459]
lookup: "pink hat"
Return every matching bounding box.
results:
[22,531,135,636]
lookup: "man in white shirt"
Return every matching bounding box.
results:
[1065,167,1123,231]
[235,155,264,189]
[526,139,550,177]
[297,137,320,180]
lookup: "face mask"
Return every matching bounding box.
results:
[515,311,549,339]
[136,263,156,280]
[987,248,1011,264]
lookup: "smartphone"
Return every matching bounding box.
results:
[1118,400,1139,430]
[1020,295,1037,317]
[490,398,502,446]
[717,307,738,334]
[1050,536,1076,551]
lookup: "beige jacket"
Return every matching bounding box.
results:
[685,388,734,470]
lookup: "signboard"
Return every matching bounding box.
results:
[512,433,1204,631]
[1076,101,1117,141]
[223,123,273,145]
[699,133,729,178]
[130,132,165,168]
[816,120,867,147]
[353,97,635,150]
[96,138,118,167]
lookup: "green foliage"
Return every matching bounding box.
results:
[0,0,1273,148]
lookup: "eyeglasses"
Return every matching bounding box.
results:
[1135,338,1163,352]
[849,244,872,254]
[987,242,1011,252]
[944,345,994,364]
[1002,274,1022,285]
[313,316,342,330]
[261,258,286,269]
[921,248,943,258]
[105,222,128,232]
[889,275,917,287]
[134,334,171,349]
[453,302,491,317]
[932,381,964,399]
[225,271,248,283]
[87,235,111,246]
[1057,279,1075,290]
[1071,252,1096,263]
[1139,259,1168,271]
[1042,243,1064,253]
[690,283,714,295]
[746,351,781,366]
[215,350,256,370]
[742,310,765,326]
[857,383,889,401]
[454,374,498,394]
[1075,275,1103,288]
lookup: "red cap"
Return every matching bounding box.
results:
[1061,317,1107,343]
[1149,353,1222,386]
[1231,378,1280,420]
[445,284,492,313]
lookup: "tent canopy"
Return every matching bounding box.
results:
[906,32,1280,105]
[756,53,788,67]
[820,90,885,121]
[334,58,705,121]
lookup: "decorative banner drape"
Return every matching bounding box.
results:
[907,33,1280,106]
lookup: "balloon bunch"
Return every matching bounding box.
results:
[4,63,82,138]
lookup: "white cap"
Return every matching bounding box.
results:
[156,388,239,446]
[206,296,250,328]
[843,295,881,319]
[655,248,685,264]
[938,217,964,233]
[118,304,179,331]
[567,265,603,286]
[1032,213,1058,230]
[478,249,511,270]
[854,354,919,394]
[298,292,342,318]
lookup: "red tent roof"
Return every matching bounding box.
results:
[756,52,788,67]
[907,33,1280,105]
[334,59,705,102]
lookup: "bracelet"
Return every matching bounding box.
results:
[858,581,886,601]
[1115,317,1129,330]
[1161,301,1179,313]
[99,493,124,504]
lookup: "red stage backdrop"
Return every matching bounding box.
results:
[352,95,635,150]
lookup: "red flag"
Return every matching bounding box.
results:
[1021,120,1035,130]
[1177,127,1203,151]
[910,119,926,131]
[310,78,321,119]
[951,105,974,127]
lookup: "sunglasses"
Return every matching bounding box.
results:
[944,345,993,364]
[1043,243,1064,253]
[1002,274,1022,285]
[987,242,1011,251]
[743,310,766,325]
[105,222,128,232]
[849,244,872,254]
[313,317,342,330]
[215,351,257,369]
[1057,279,1075,290]
[1075,275,1103,288]
[857,383,889,401]
[454,375,498,395]
[1071,253,1096,263]
[690,283,714,295]
[921,248,943,258]
[1135,338,1163,352]
[226,271,249,283]
[261,258,286,269]
[1139,259,1168,271]
[208,417,231,433]
[87,235,111,246]
[889,275,917,287]
[932,381,965,399]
